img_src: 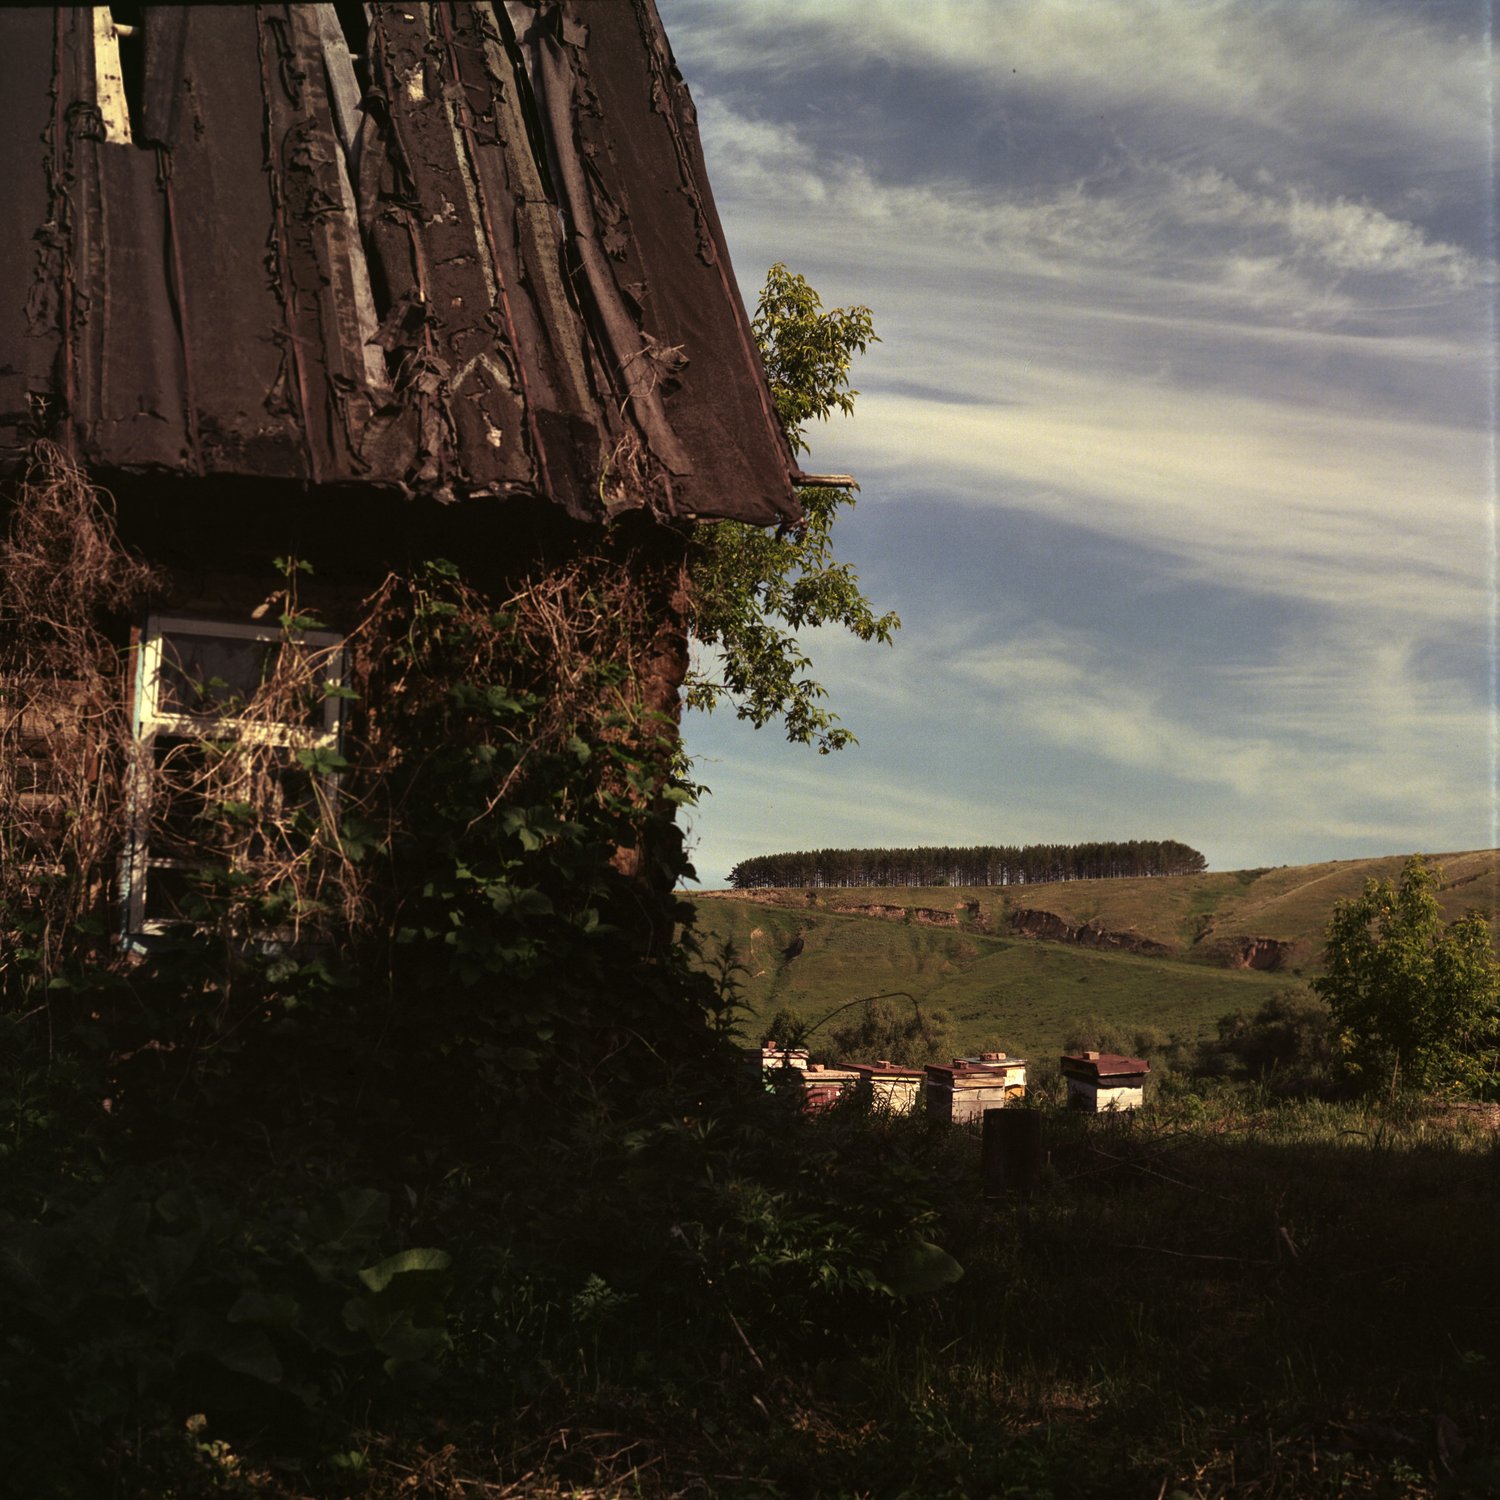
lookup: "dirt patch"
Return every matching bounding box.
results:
[910,907,962,928]
[827,903,967,928]
[1009,907,1171,958]
[1219,936,1296,971]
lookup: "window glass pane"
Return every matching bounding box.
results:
[126,615,345,939]
[141,865,199,928]
[155,631,280,717]
[151,627,339,732]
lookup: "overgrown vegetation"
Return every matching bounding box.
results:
[0,445,741,1492]
[0,441,157,991]
[4,450,1498,1496]
[1,446,704,1076]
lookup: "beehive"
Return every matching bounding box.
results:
[846,1059,925,1115]
[1060,1051,1150,1112]
[925,1052,1028,1125]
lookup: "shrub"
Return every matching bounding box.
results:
[823,995,951,1066]
[1313,856,1500,1097]
[1199,988,1336,1095]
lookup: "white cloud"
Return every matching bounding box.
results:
[846,379,1491,624]
[697,96,1486,313]
[668,0,1490,166]
[667,0,1500,880]
[1168,169,1482,289]
[947,635,1280,796]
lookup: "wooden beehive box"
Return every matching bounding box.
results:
[925,1052,1029,1125]
[798,1063,860,1113]
[749,1041,810,1093]
[1060,1051,1150,1112]
[846,1059,925,1115]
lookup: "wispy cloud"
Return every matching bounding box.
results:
[697,96,1486,308]
[663,0,1498,881]
[669,0,1489,169]
[850,381,1490,621]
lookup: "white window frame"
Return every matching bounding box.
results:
[122,614,345,941]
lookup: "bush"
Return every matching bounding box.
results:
[1313,856,1500,1097]
[823,995,951,1066]
[1199,988,1336,1095]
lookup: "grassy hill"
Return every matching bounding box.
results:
[689,848,1500,1062]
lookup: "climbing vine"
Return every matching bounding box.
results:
[0,444,710,1105]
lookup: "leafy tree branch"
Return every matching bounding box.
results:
[685,265,899,753]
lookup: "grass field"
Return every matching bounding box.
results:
[690,888,1288,1061]
[688,849,1500,1062]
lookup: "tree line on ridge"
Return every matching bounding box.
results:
[727,840,1208,890]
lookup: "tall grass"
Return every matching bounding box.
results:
[769,1092,1500,1498]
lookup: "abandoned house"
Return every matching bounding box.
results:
[0,4,804,954]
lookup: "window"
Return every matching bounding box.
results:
[122,614,345,940]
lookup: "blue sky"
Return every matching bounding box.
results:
[657,0,1499,885]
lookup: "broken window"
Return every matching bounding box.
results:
[122,614,346,940]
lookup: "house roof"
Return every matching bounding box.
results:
[0,3,799,526]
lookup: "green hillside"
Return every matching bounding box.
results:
[689,849,1500,1062]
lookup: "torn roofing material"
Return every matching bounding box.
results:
[0,3,800,526]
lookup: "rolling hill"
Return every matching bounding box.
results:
[688,848,1500,1064]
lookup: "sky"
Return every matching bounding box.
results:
[656,0,1499,886]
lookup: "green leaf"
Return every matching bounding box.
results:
[280,611,327,632]
[213,1328,285,1384]
[489,885,554,918]
[357,1247,451,1295]
[295,746,350,776]
[227,1289,302,1328]
[685,273,897,751]
[879,1238,964,1298]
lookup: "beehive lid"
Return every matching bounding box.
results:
[926,1056,1028,1082]
[802,1064,860,1084]
[1060,1051,1149,1079]
[846,1059,925,1079]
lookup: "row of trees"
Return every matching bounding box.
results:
[727,840,1208,890]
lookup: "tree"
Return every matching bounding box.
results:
[685,265,899,752]
[825,995,951,1068]
[1312,856,1500,1097]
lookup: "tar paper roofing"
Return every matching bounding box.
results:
[0,3,799,526]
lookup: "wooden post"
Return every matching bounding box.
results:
[982,1108,1043,1198]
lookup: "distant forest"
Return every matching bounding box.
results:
[727,841,1209,889]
